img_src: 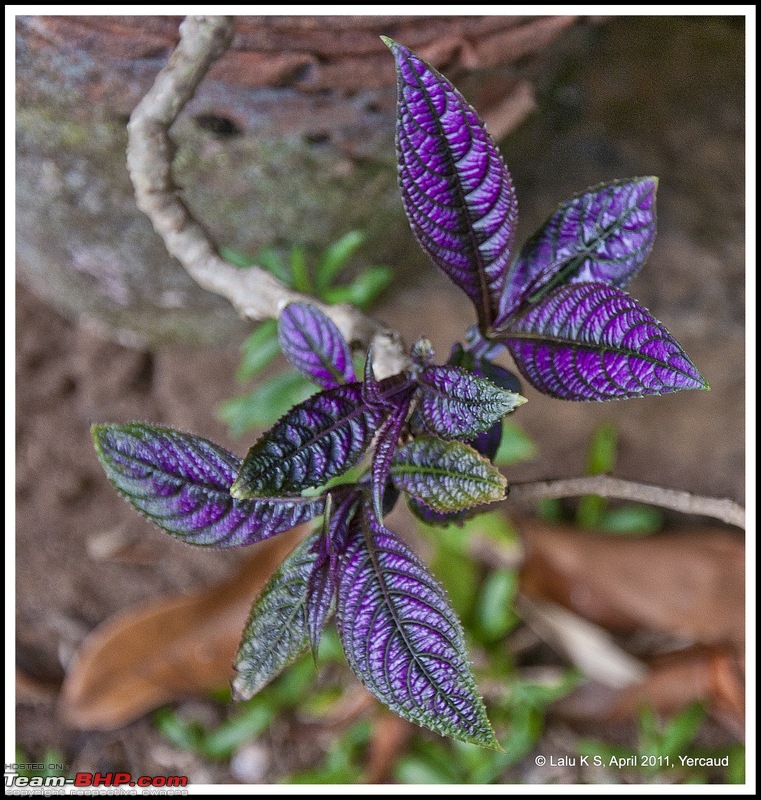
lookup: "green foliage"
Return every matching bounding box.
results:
[286,721,373,784]
[577,703,741,783]
[219,233,392,437]
[536,423,665,534]
[576,422,617,528]
[219,372,315,435]
[394,671,579,783]
[153,630,345,761]
[492,419,538,467]
[13,748,68,780]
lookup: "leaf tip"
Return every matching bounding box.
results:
[229,479,248,500]
[90,422,106,447]
[512,392,528,409]
[379,35,396,51]
[230,674,253,703]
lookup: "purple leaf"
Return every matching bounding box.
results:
[231,383,384,498]
[463,325,506,362]
[233,531,319,699]
[384,37,518,332]
[336,505,498,747]
[496,282,709,401]
[305,493,360,655]
[361,347,384,408]
[498,178,658,324]
[406,495,469,527]
[370,390,414,518]
[417,365,526,439]
[305,541,334,659]
[391,437,507,513]
[92,423,324,547]
[278,302,356,389]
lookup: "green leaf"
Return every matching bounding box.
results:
[290,244,313,293]
[263,655,317,709]
[598,505,664,535]
[219,245,257,269]
[537,498,564,522]
[257,246,293,284]
[475,569,520,642]
[153,708,205,752]
[236,320,281,381]
[430,546,479,620]
[315,230,366,291]
[233,532,319,700]
[395,756,455,784]
[637,705,661,754]
[577,422,618,528]
[658,702,704,759]
[391,437,507,513]
[587,422,618,475]
[492,420,537,466]
[218,372,315,436]
[322,266,393,309]
[200,699,275,759]
[726,744,745,784]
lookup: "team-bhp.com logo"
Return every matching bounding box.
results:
[6,772,188,789]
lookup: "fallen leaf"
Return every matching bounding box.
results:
[516,596,646,688]
[58,528,304,730]
[16,668,58,706]
[553,645,744,739]
[518,520,744,647]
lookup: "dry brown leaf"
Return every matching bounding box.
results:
[58,528,304,730]
[518,520,744,647]
[553,645,745,738]
[516,597,646,688]
[16,668,58,706]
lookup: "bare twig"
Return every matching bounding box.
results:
[126,15,408,378]
[509,475,745,529]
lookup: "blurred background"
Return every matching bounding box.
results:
[15,14,745,785]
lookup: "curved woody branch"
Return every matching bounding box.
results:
[126,15,408,379]
[126,15,744,532]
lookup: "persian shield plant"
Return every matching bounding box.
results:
[93,40,707,748]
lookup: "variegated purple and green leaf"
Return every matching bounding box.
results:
[497,178,658,324]
[336,505,498,747]
[92,423,324,547]
[278,302,356,389]
[417,365,526,439]
[305,540,335,659]
[370,391,414,518]
[305,493,360,655]
[496,282,708,401]
[384,37,518,333]
[391,437,507,513]
[233,531,319,700]
[231,383,384,498]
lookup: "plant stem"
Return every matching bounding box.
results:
[508,475,745,529]
[126,15,409,379]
